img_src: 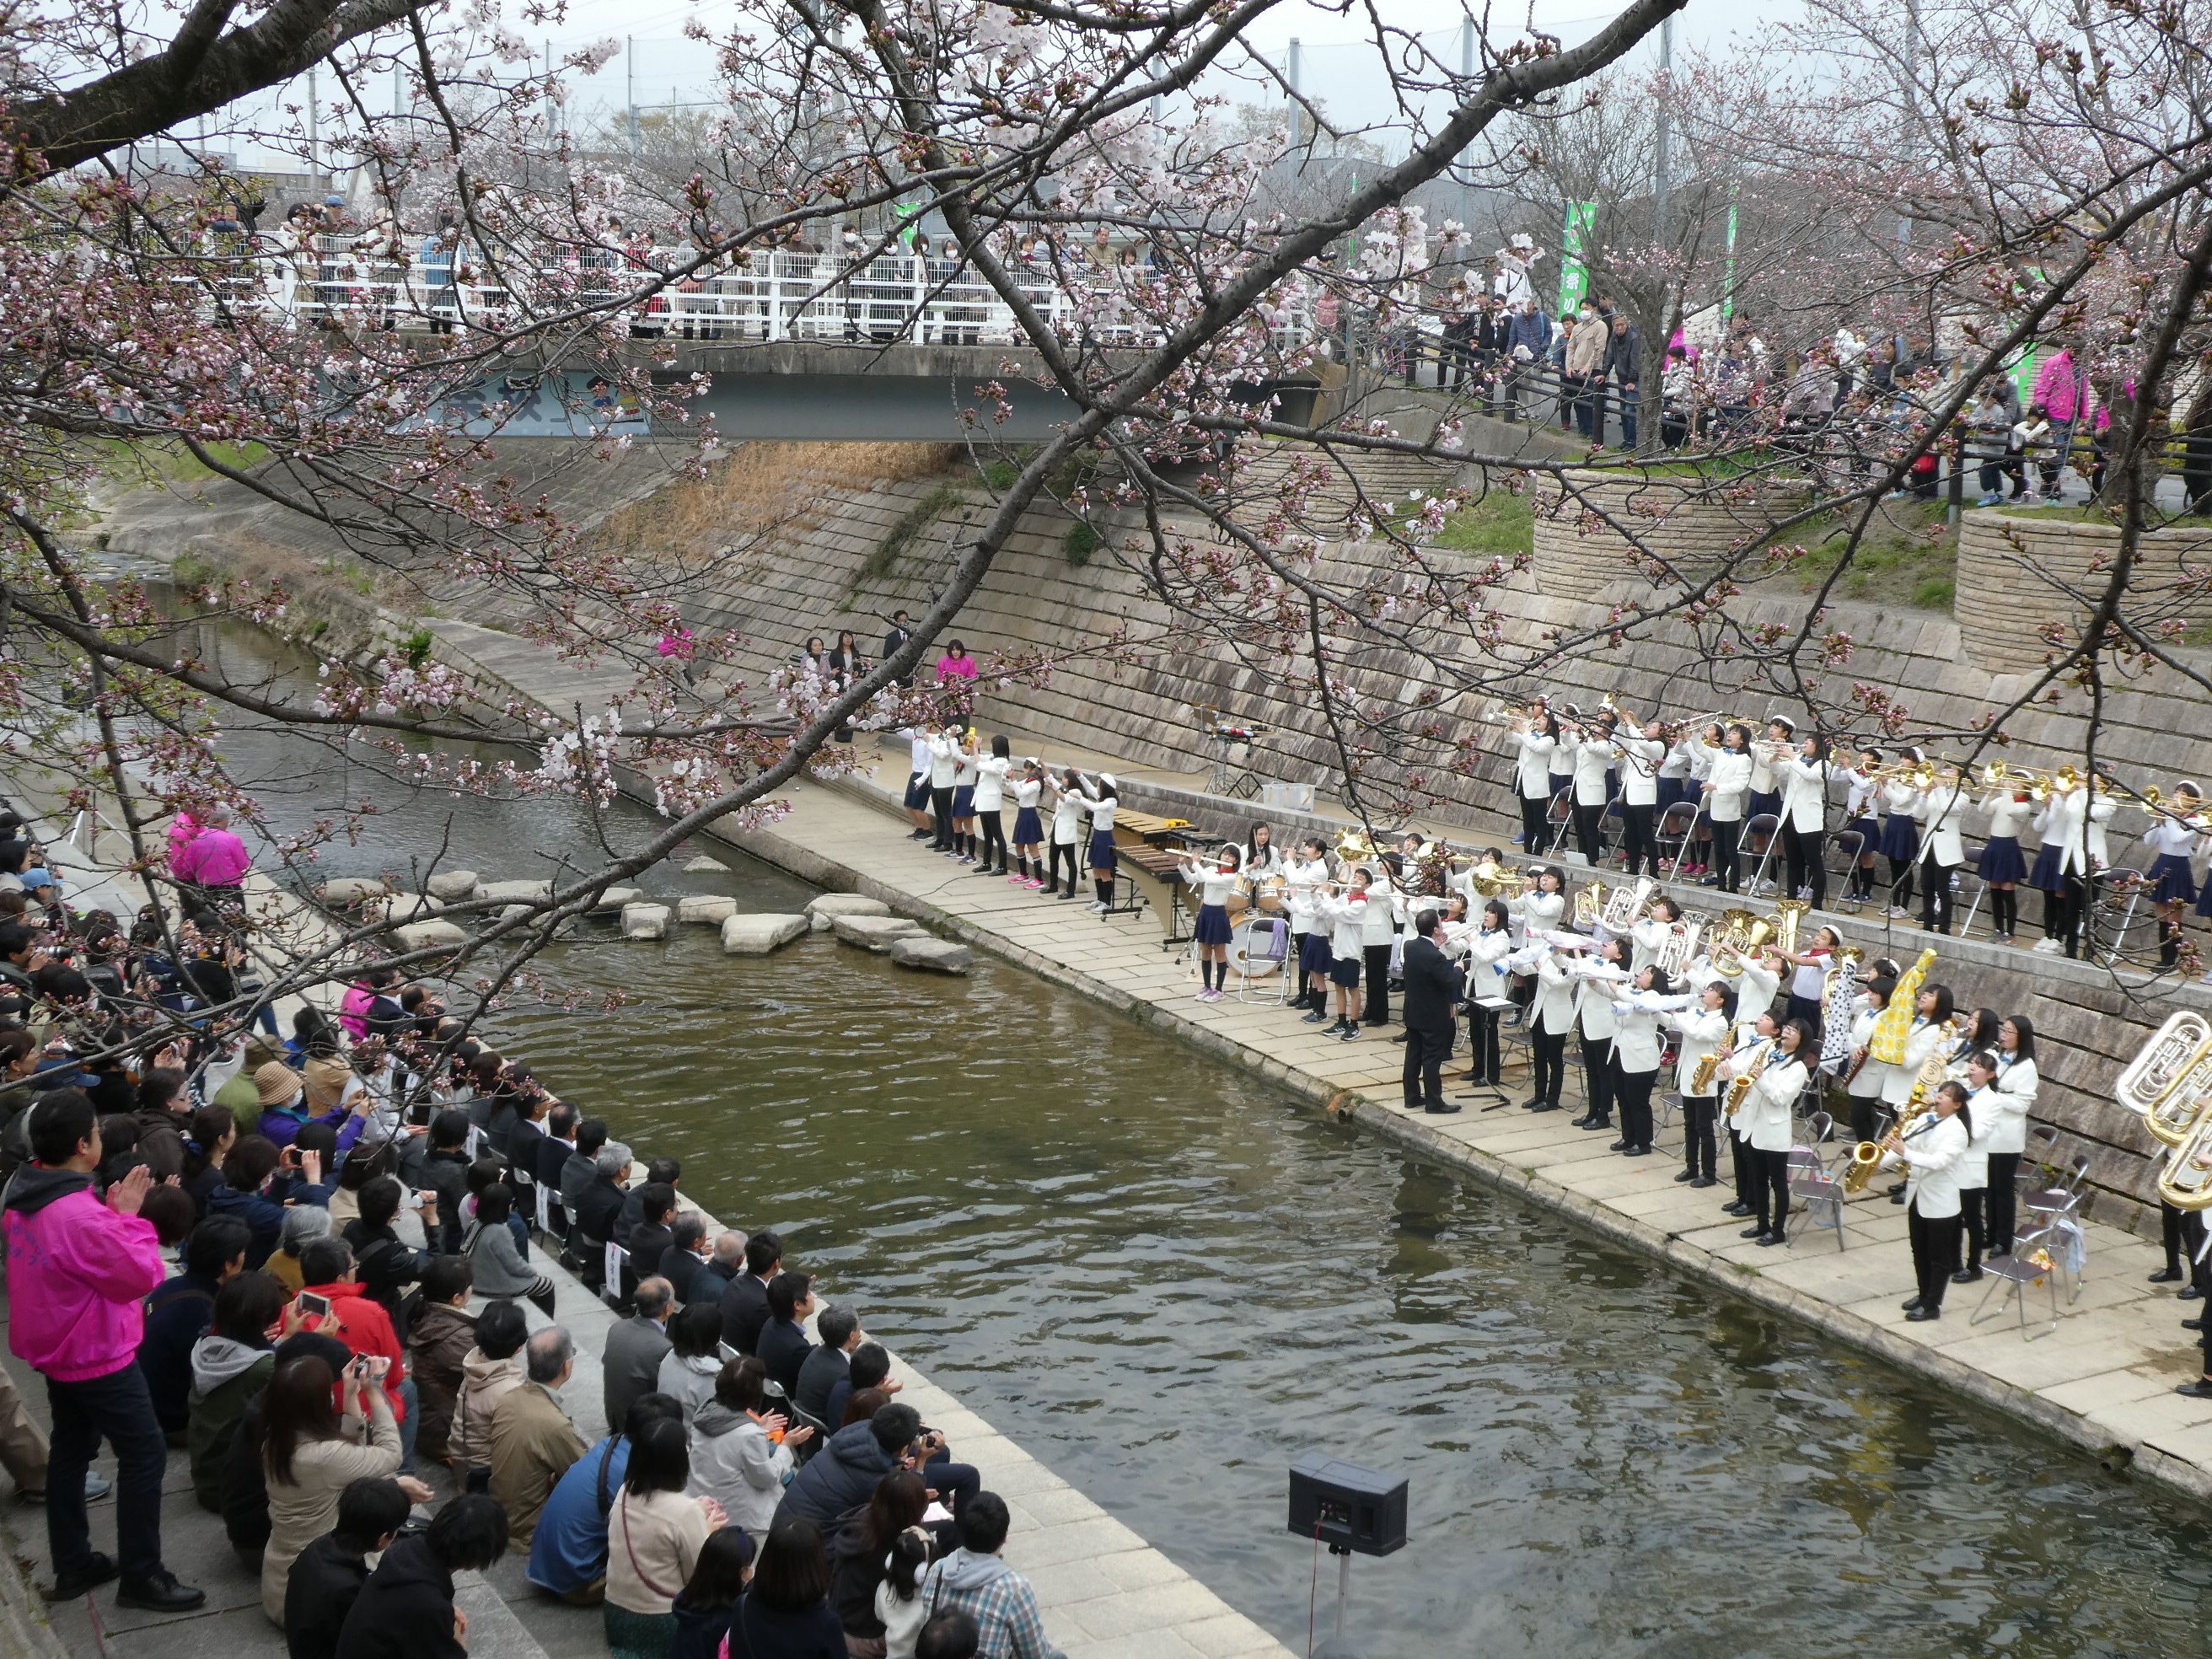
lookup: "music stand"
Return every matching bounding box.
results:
[1463,997,1518,1111]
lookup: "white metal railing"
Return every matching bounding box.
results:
[225,236,1313,353]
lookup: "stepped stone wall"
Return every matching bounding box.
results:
[1531,470,1814,590]
[1956,510,2212,674]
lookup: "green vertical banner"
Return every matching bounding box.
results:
[1558,201,1597,314]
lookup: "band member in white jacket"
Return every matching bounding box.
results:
[1717,1008,1778,1220]
[1569,938,1627,1134]
[1735,1016,1812,1247]
[1915,770,1970,935]
[1178,845,1243,1001]
[1359,865,1402,1028]
[1286,838,1334,1017]
[1840,749,1884,907]
[1523,940,1581,1111]
[1510,710,1565,856]
[1610,713,1667,878]
[1698,723,1755,894]
[1608,967,1683,1157]
[1841,980,1896,1146]
[1776,735,1833,907]
[1986,1016,2038,1258]
[1462,899,1517,1087]
[1317,873,1372,1039]
[1567,723,1614,865]
[1667,982,1733,1187]
[1893,1082,1974,1320]
[2142,781,2207,967]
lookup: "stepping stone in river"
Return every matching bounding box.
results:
[475,878,555,905]
[830,914,924,952]
[890,937,973,975]
[369,893,445,924]
[621,903,670,941]
[588,885,642,915]
[678,895,738,926]
[394,920,467,952]
[806,892,891,932]
[721,913,809,954]
[682,855,729,874]
[424,870,480,901]
[319,877,389,907]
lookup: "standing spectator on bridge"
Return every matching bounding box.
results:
[1603,312,1641,448]
[2032,345,2087,501]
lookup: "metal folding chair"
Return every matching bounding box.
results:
[1656,801,1700,878]
[1787,1137,1848,1252]
[1970,1222,2064,1338]
[1232,915,1292,1002]
[1742,812,1783,896]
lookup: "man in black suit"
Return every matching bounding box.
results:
[883,610,914,686]
[717,1229,784,1355]
[661,1213,712,1303]
[1400,908,1464,1114]
[756,1271,816,1397]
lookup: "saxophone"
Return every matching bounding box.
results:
[1843,1033,1954,1189]
[1690,1047,1725,1095]
[1725,1041,1780,1117]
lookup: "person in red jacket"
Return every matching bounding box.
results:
[293,1236,414,1464]
[1,1088,206,1610]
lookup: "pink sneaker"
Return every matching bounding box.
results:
[1024,878,1044,889]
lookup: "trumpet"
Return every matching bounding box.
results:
[1463,859,1527,898]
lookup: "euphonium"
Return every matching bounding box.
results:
[1713,915,1774,979]
[2115,1009,2212,1146]
[1466,859,1527,898]
[2156,1105,2212,1211]
[1600,875,1656,932]
[1572,878,1608,929]
[1769,897,1811,955]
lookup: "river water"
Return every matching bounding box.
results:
[188,620,2209,1657]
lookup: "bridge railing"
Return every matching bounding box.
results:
[236,238,1313,356]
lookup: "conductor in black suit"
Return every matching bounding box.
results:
[1400,909,1465,1114]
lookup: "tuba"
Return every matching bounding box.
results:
[1572,878,1609,929]
[1600,876,1656,933]
[1868,948,1936,1065]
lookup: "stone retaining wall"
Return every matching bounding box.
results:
[1955,509,2212,674]
[1531,470,1814,590]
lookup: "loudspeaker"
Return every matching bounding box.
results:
[1286,1452,1407,1557]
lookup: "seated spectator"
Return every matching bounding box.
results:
[255,1061,364,1154]
[283,1475,411,1659]
[757,1270,815,1397]
[878,1523,937,1659]
[141,1214,250,1441]
[449,1298,529,1485]
[831,1468,932,1656]
[918,1494,1065,1659]
[335,1491,509,1659]
[132,1066,193,1178]
[398,1110,473,1252]
[343,1174,439,1330]
[916,1610,983,1659]
[208,1133,320,1266]
[824,1340,897,1430]
[605,1416,727,1656]
[402,1258,475,1466]
[178,1103,235,1216]
[655,1301,726,1420]
[527,1393,684,1605]
[222,1329,354,1565]
[725,1514,844,1659]
[603,1276,674,1433]
[188,1270,286,1510]
[138,1183,196,1247]
[556,1117,608,1222]
[841,1388,890,1429]
[794,1303,860,1425]
[461,1182,556,1318]
[573,1141,631,1251]
[615,1156,680,1246]
[258,1352,408,1624]
[626,1183,677,1280]
[671,1526,756,1659]
[777,1403,921,1531]
[267,1203,334,1297]
[507,1084,550,1184]
[718,1232,783,1358]
[704,1230,748,1293]
[463,1155,526,1256]
[661,1213,712,1303]
[689,1356,812,1540]
[293,1238,409,1432]
[489,1326,587,1549]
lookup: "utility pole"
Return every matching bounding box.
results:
[1458,19,1475,250]
[1898,0,1919,252]
[627,38,642,155]
[1287,38,1302,150]
[307,64,320,191]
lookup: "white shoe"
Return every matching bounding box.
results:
[1088,900,1108,914]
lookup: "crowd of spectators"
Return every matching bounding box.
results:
[0,832,1069,1659]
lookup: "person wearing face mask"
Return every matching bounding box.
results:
[1564,302,1608,439]
[1178,845,1243,1002]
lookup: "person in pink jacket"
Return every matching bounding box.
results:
[169,804,250,895]
[3,1089,206,1612]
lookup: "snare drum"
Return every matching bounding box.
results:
[1254,874,1288,914]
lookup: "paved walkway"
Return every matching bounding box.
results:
[0,765,1293,1659]
[708,754,2212,1513]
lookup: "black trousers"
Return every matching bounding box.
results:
[1782,823,1827,905]
[1919,856,1957,932]
[1756,1146,1791,1235]
[1579,1034,1615,1124]
[1683,1096,1718,1178]
[1847,1093,1883,1146]
[1960,1184,1987,1270]
[1363,945,1393,1023]
[1519,793,1550,856]
[1532,1027,1569,1106]
[979,811,1007,867]
[1616,1066,1656,1150]
[1710,819,1742,892]
[1467,1003,1502,1083]
[1986,1152,2021,1255]
[1619,802,1657,876]
[1909,1206,1965,1307]
[1403,1023,1452,1108]
[45,1364,169,1585]
[1730,1130,1758,1207]
[1571,801,1604,863]
[931,786,957,848]
[1050,841,1080,894]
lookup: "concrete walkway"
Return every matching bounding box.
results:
[706,758,2212,1514]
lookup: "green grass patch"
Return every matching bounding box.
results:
[982,458,1021,491]
[1783,499,1957,609]
[1432,491,1535,558]
[863,481,968,581]
[1064,521,1100,564]
[171,551,217,588]
[94,438,269,487]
